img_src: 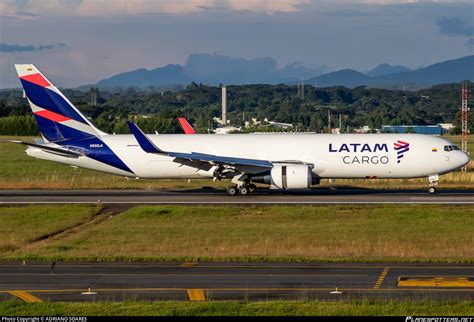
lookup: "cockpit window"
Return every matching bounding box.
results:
[444,145,460,152]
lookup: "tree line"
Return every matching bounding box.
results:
[0,81,471,136]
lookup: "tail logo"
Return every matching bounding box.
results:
[394,140,410,163]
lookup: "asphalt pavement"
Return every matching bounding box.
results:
[0,262,472,302]
[0,188,473,204]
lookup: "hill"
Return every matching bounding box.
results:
[310,69,371,88]
[366,64,411,77]
[97,64,189,87]
[307,55,473,88]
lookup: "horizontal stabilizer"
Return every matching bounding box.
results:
[127,121,165,154]
[4,140,83,157]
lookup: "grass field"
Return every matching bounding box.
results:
[0,135,473,190]
[2,205,473,262]
[0,205,101,255]
[0,136,226,190]
[1,300,473,316]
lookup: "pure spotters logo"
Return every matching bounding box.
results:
[394,140,410,163]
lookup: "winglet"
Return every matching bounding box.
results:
[178,118,196,134]
[127,121,165,154]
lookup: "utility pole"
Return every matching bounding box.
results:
[301,80,304,100]
[461,83,469,172]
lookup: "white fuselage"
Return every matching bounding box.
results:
[26,133,469,180]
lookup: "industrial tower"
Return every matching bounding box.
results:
[461,83,469,172]
[221,85,227,126]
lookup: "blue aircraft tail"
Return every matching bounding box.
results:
[14,64,106,142]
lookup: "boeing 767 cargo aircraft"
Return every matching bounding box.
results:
[8,64,469,195]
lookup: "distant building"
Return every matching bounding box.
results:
[89,87,100,106]
[438,123,454,132]
[264,119,293,130]
[214,126,240,135]
[245,118,261,128]
[382,125,444,135]
[353,126,373,134]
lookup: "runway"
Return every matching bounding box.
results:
[0,262,472,302]
[0,188,473,204]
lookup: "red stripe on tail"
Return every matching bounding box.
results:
[20,73,51,88]
[34,109,71,122]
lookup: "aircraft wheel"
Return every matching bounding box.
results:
[428,187,436,194]
[239,186,249,196]
[227,186,238,196]
[248,184,257,193]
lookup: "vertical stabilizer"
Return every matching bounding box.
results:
[14,64,106,142]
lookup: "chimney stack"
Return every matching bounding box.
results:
[221,85,227,125]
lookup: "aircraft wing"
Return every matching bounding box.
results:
[168,151,272,168]
[4,140,83,157]
[127,121,272,173]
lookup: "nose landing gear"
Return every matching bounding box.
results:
[428,174,439,194]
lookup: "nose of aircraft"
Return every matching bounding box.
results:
[456,151,470,168]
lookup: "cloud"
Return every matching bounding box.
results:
[465,38,474,49]
[15,11,39,17]
[1,0,471,88]
[436,17,474,36]
[0,43,66,52]
[0,0,312,18]
[1,0,462,17]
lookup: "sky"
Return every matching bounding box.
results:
[0,0,473,88]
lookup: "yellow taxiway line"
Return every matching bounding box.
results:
[179,262,199,267]
[373,267,390,289]
[187,289,206,301]
[9,291,42,302]
[398,276,474,287]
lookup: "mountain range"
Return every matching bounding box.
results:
[96,54,474,89]
[97,53,326,88]
[307,55,473,88]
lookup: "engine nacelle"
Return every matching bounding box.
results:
[253,163,317,189]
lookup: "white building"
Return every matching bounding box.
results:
[438,123,454,133]
[214,126,240,135]
[353,125,373,134]
[264,118,293,130]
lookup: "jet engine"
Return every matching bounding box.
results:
[252,163,319,189]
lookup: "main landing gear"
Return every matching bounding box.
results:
[428,174,439,194]
[227,183,257,196]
